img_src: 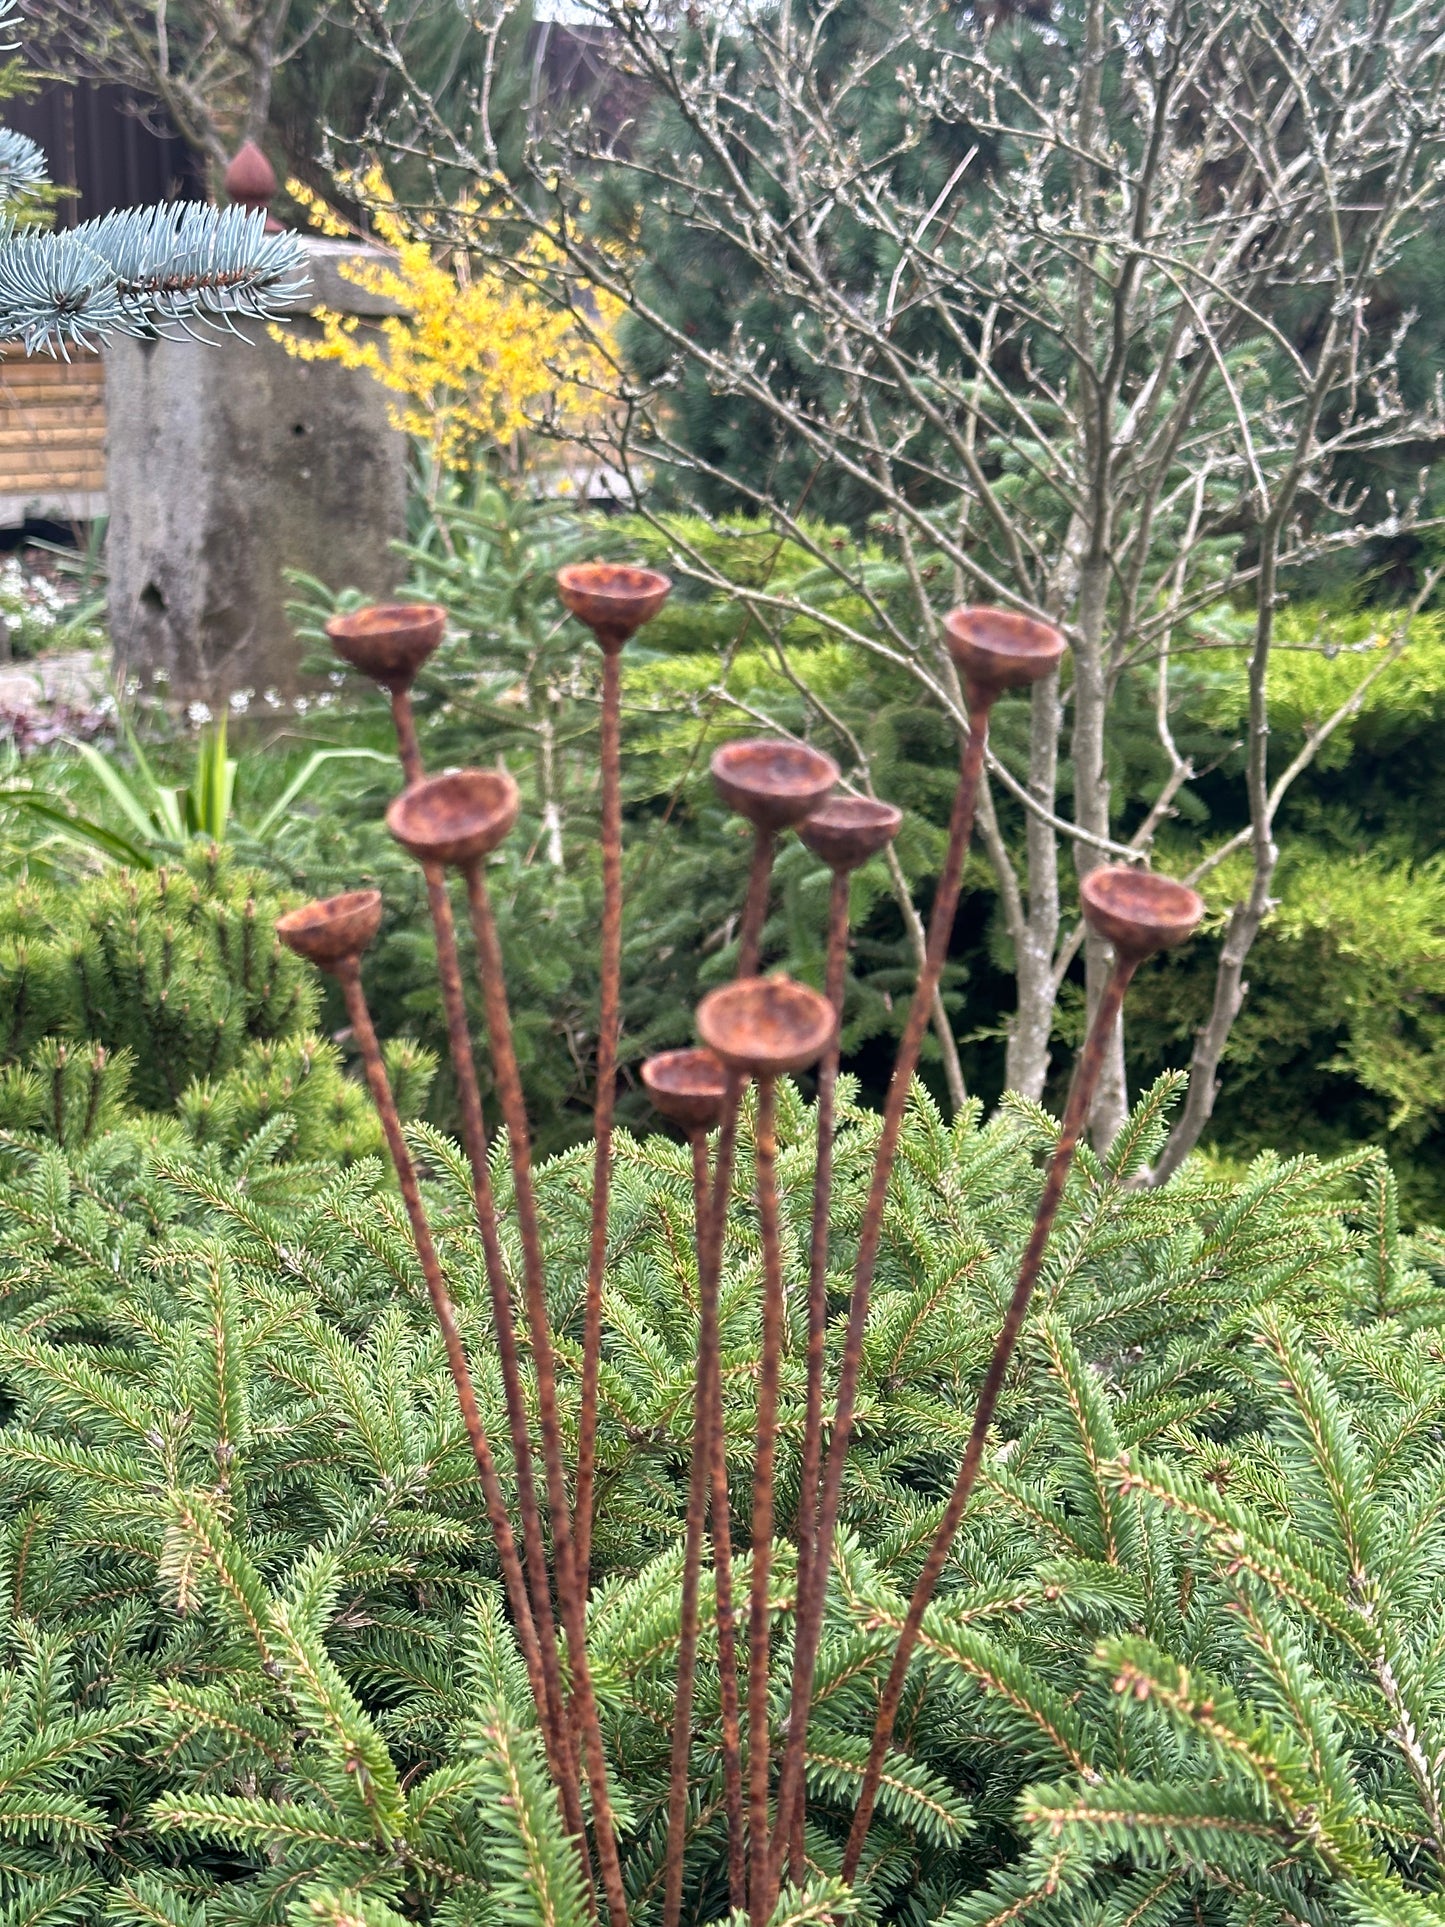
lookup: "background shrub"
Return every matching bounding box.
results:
[0,853,433,1160]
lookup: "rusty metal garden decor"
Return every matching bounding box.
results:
[278,580,1204,1927]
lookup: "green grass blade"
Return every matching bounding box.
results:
[250,748,392,840]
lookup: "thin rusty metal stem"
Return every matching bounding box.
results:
[691,1130,711,1251]
[737,827,775,980]
[799,873,850,1554]
[425,866,567,1695]
[747,1074,787,1925]
[661,1125,719,1927]
[777,865,849,1889]
[708,1333,747,1912]
[839,957,1136,1881]
[385,691,579,1841]
[709,1325,747,1911]
[772,701,993,1875]
[337,960,544,1706]
[698,829,775,1899]
[461,861,630,1927]
[575,645,623,1593]
[389,688,425,787]
[337,961,597,1911]
[700,1078,747,1909]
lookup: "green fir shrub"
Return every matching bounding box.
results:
[1,1076,1443,1923]
[0,854,435,1163]
[0,855,314,1107]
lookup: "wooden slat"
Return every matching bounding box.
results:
[0,411,105,432]
[0,357,103,375]
[0,472,106,493]
[0,424,105,449]
[0,470,106,491]
[0,408,105,433]
[0,371,103,395]
[0,345,102,371]
[0,446,104,465]
[0,452,105,472]
[0,385,105,407]
[0,362,103,381]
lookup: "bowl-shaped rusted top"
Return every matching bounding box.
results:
[944,606,1067,695]
[557,563,671,648]
[710,738,839,833]
[386,768,520,867]
[1080,865,1204,960]
[696,974,837,1076]
[275,889,383,971]
[641,1047,729,1131]
[326,602,446,691]
[798,794,903,872]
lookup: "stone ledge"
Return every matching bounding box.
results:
[274,237,404,319]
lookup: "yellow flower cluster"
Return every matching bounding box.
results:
[277,174,620,474]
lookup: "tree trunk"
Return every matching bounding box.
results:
[243,0,285,144]
[1004,669,1063,1099]
[1070,559,1127,1148]
[1151,888,1269,1182]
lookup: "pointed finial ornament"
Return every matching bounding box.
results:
[225,140,282,231]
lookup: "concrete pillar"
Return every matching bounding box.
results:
[104,236,408,704]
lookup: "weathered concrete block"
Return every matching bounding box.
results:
[105,239,407,703]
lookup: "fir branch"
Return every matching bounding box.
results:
[469,1705,591,1927]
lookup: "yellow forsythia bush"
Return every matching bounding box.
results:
[278,173,621,473]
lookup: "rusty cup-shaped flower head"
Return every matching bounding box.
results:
[696,974,837,1077]
[944,606,1067,701]
[275,889,383,974]
[326,603,446,693]
[386,768,520,867]
[642,1047,729,1133]
[710,739,839,834]
[557,563,672,652]
[798,795,903,874]
[1080,865,1205,961]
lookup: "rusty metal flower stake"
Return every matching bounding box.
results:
[326,601,445,783]
[298,589,1212,1927]
[558,562,672,1593]
[838,863,1204,1880]
[692,734,840,1902]
[274,889,566,1834]
[328,612,592,1860]
[698,976,837,1924]
[779,794,901,1880]
[771,607,1067,1879]
[641,1043,742,1926]
[387,768,630,1927]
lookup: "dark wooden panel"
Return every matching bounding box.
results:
[9,82,204,226]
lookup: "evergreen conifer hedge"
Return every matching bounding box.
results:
[1,1067,1442,1924]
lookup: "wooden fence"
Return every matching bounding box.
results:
[0,349,106,528]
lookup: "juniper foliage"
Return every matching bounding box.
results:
[0,1063,1441,1924]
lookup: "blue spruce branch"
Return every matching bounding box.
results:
[0,204,310,353]
[0,126,45,201]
